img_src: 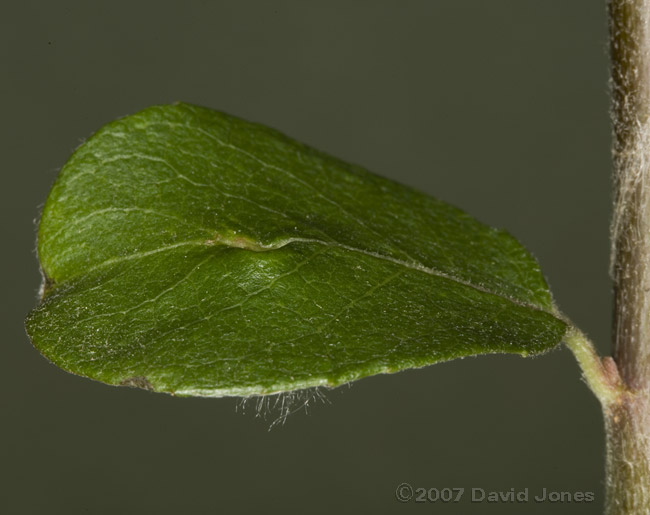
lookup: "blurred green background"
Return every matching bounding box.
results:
[2,1,611,514]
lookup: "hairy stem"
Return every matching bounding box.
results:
[608,0,650,512]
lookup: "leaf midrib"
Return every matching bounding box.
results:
[49,234,560,318]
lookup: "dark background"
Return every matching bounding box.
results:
[2,2,612,514]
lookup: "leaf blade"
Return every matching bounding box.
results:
[26,103,567,396]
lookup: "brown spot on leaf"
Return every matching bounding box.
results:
[39,269,56,300]
[120,376,154,391]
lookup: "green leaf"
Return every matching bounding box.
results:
[26,103,567,397]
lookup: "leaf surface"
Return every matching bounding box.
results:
[26,103,567,396]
